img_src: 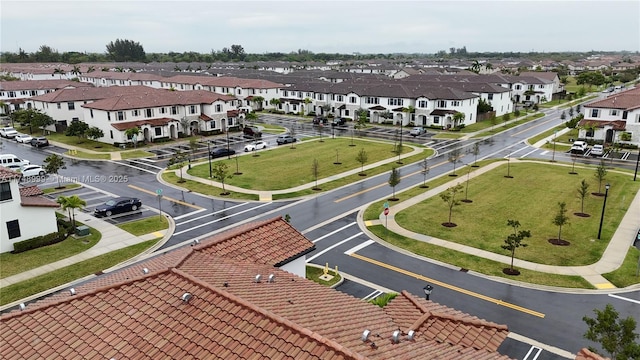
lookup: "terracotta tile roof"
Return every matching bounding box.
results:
[0,166,21,181]
[110,117,179,131]
[577,119,626,131]
[584,89,640,111]
[20,195,59,208]
[0,217,513,360]
[575,348,609,360]
[0,79,93,91]
[431,109,459,116]
[83,88,236,111]
[19,185,44,197]
[165,75,283,89]
[30,85,147,103]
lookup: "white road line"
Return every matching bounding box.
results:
[504,146,528,157]
[173,208,208,221]
[344,239,375,255]
[608,293,640,304]
[540,150,549,156]
[311,222,358,243]
[519,148,539,159]
[173,202,272,235]
[523,346,542,360]
[82,194,111,202]
[126,159,164,170]
[109,160,157,174]
[175,202,249,226]
[362,290,383,301]
[306,232,363,262]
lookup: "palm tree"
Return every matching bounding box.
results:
[452,112,466,128]
[303,97,313,115]
[52,67,65,79]
[252,96,265,111]
[269,98,281,112]
[86,66,96,73]
[470,60,481,73]
[56,195,86,232]
[71,65,82,79]
[124,126,141,147]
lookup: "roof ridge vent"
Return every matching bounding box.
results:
[181,292,192,303]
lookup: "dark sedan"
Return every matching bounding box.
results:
[94,197,142,217]
[210,148,236,158]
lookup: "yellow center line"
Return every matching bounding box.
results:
[510,116,557,137]
[128,184,203,209]
[334,159,449,203]
[350,253,545,318]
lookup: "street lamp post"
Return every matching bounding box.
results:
[226,130,231,160]
[422,285,433,300]
[634,147,639,181]
[597,183,610,240]
[207,140,212,178]
[551,129,558,162]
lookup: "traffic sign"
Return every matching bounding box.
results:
[383,202,389,209]
[384,208,389,216]
[156,189,163,196]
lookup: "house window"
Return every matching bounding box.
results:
[90,109,94,118]
[216,104,222,112]
[349,96,356,104]
[227,118,233,126]
[171,106,178,115]
[284,91,289,97]
[117,111,125,121]
[8,91,16,98]
[387,98,403,106]
[6,219,20,239]
[189,105,197,114]
[154,127,162,136]
[132,109,140,116]
[451,101,461,106]
[145,109,153,117]
[107,112,111,121]
[365,97,379,105]
[622,111,628,120]
[610,109,618,116]
[317,94,324,100]
[209,120,216,129]
[515,85,521,90]
[488,94,494,100]
[67,102,75,110]
[345,110,350,116]
[437,100,446,107]
[586,128,594,137]
[0,182,12,201]
[591,109,599,118]
[57,103,61,109]
[433,116,440,124]
[418,100,428,108]
[110,130,113,139]
[160,107,166,114]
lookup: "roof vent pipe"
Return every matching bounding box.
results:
[142,268,149,274]
[392,330,401,344]
[181,292,192,303]
[361,329,371,342]
[268,274,275,283]
[69,288,76,295]
[407,330,415,341]
[19,303,25,311]
[255,274,262,283]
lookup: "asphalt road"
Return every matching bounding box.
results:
[3,108,639,359]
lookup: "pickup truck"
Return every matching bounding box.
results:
[0,127,18,139]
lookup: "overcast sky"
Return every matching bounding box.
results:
[2,0,639,55]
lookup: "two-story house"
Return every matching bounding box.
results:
[578,87,640,145]
[0,167,58,253]
[0,80,93,114]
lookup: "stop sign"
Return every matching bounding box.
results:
[384,208,389,216]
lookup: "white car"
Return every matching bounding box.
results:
[570,141,588,154]
[20,164,46,178]
[591,144,604,157]
[244,141,268,152]
[0,126,18,139]
[15,134,33,143]
[409,127,425,136]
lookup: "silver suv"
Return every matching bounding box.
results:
[276,134,296,145]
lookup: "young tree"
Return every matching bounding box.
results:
[471,142,480,167]
[583,304,640,360]
[440,183,463,226]
[124,126,141,148]
[420,158,429,188]
[188,138,199,166]
[356,148,368,175]
[43,154,66,189]
[167,151,189,182]
[569,153,578,174]
[388,167,401,200]
[269,98,281,112]
[65,119,89,140]
[57,195,86,232]
[577,179,590,216]
[251,96,265,111]
[560,111,566,121]
[311,158,320,190]
[448,146,462,176]
[552,202,570,244]
[594,160,608,195]
[501,219,531,275]
[86,126,104,141]
[502,112,511,126]
[452,111,465,128]
[211,162,233,195]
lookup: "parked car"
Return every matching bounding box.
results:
[570,141,588,154]
[0,154,30,168]
[409,127,425,136]
[312,116,328,125]
[94,197,142,217]
[0,126,18,139]
[276,134,296,145]
[590,144,604,157]
[210,147,236,158]
[243,126,262,138]
[602,87,614,93]
[15,134,33,143]
[331,117,346,126]
[30,136,50,148]
[244,141,267,152]
[20,164,46,179]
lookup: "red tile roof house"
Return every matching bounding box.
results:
[2,217,517,359]
[578,86,640,146]
[0,79,93,114]
[0,166,59,253]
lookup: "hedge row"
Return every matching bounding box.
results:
[12,230,68,253]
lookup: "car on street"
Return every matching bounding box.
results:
[276,134,296,145]
[94,197,142,217]
[210,147,236,158]
[331,117,346,126]
[570,140,588,154]
[590,144,604,157]
[20,164,46,178]
[30,136,50,148]
[15,134,33,143]
[409,127,425,136]
[602,87,614,93]
[312,116,328,125]
[243,126,262,138]
[0,127,18,139]
[244,141,267,152]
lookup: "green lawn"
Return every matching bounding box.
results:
[188,138,420,191]
[394,162,640,267]
[67,150,111,160]
[117,216,169,236]
[120,150,156,159]
[42,183,82,194]
[0,239,158,306]
[0,226,101,279]
[162,171,260,200]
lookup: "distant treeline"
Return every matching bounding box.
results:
[0,39,637,64]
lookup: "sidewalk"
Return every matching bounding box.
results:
[0,210,175,289]
[363,160,640,290]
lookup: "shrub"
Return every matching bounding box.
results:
[12,230,68,253]
[369,293,398,307]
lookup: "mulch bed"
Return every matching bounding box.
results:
[441,222,457,228]
[502,268,520,276]
[574,212,590,217]
[548,238,571,246]
[461,199,473,203]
